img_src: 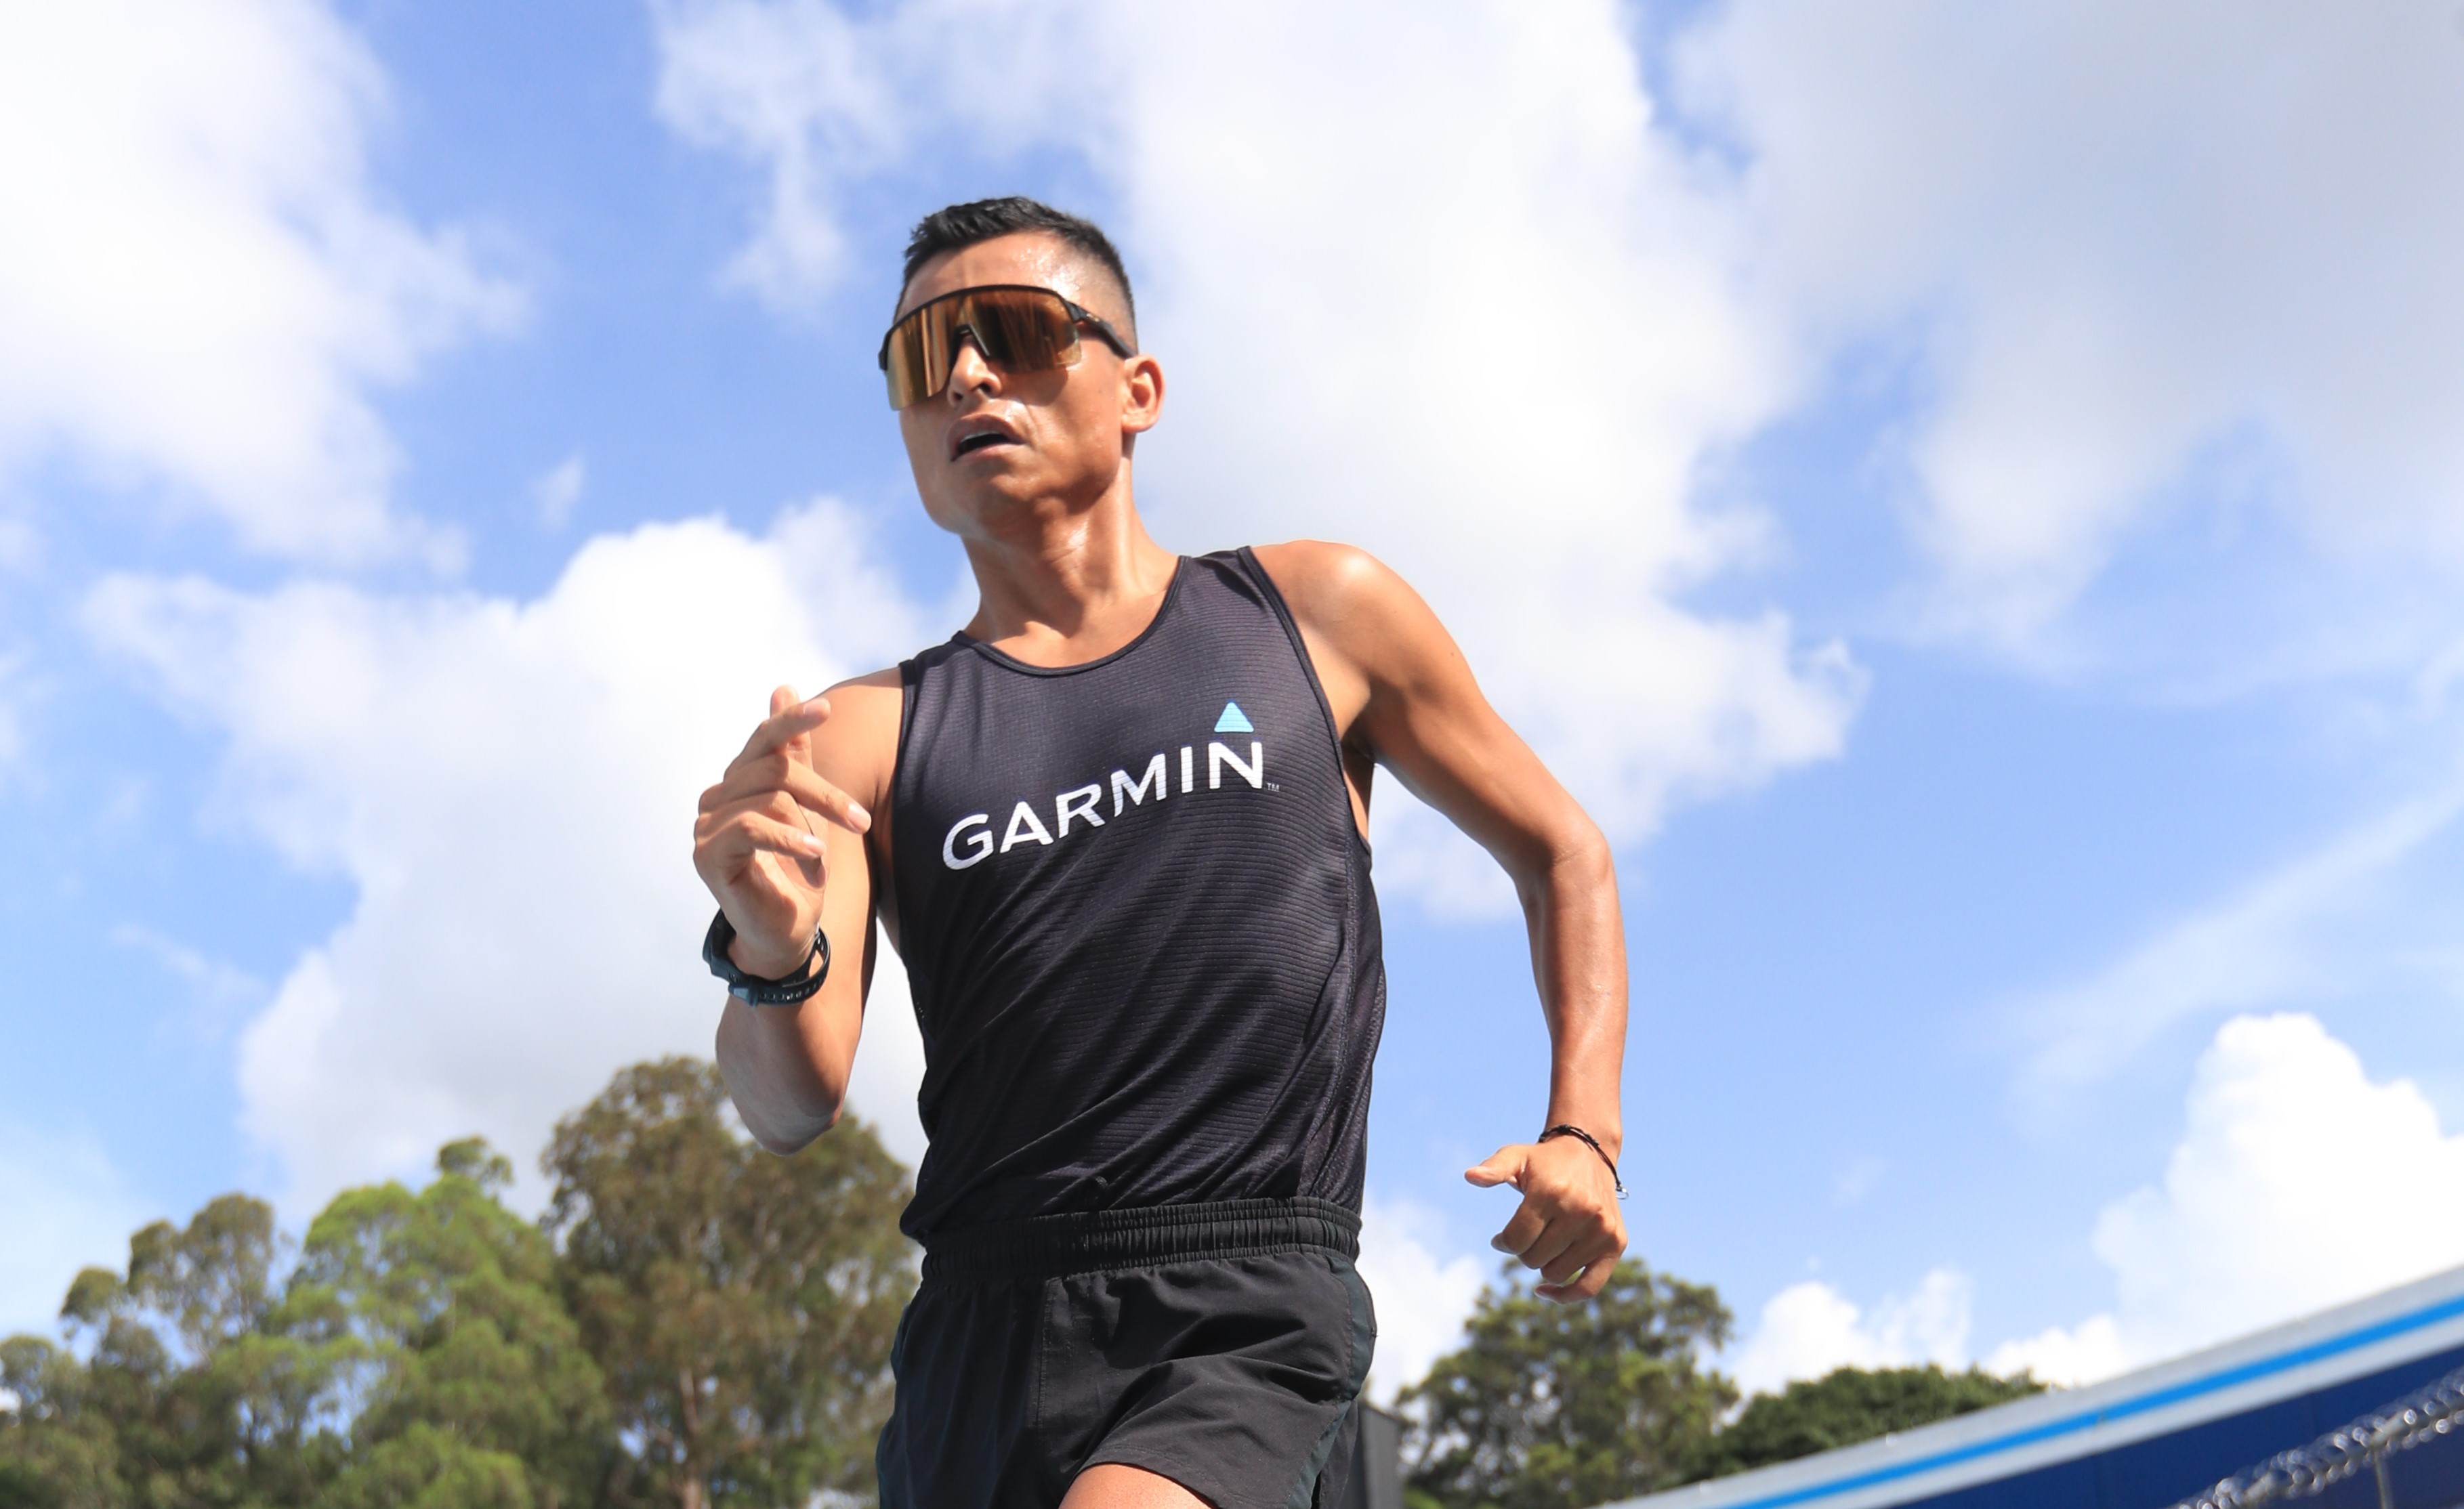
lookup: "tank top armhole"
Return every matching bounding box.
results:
[888,652,930,932]
[1234,545,1373,857]
[893,654,925,782]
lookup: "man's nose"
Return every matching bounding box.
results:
[944,333,999,401]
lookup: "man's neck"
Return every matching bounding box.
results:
[959,486,1180,668]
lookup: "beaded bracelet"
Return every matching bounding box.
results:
[1539,1124,1626,1199]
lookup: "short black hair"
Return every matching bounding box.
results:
[900,196,1136,345]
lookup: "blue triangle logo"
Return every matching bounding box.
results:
[1214,700,1253,734]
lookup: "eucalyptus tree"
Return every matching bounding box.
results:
[543,1058,913,1509]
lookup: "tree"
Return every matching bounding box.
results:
[292,1138,612,1509]
[1402,1260,1736,1509]
[5,1059,917,1509]
[1,1194,352,1509]
[1,1336,118,1509]
[1,1145,613,1509]
[543,1059,915,1509]
[1688,1364,2047,1480]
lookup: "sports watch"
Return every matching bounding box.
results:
[702,910,830,1006]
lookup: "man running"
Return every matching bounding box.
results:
[691,197,1628,1509]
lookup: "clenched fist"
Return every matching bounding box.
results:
[1467,1132,1628,1302]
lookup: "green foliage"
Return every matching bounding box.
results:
[0,1059,2054,1509]
[1401,1259,1737,1509]
[0,1462,64,1509]
[121,1195,283,1357]
[434,1139,516,1191]
[1690,1364,2047,1479]
[1,1057,918,1509]
[12,1193,352,1509]
[544,1059,915,1509]
[292,1139,611,1509]
[0,1337,118,1509]
[318,1424,531,1509]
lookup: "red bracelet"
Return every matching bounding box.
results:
[1539,1124,1626,1199]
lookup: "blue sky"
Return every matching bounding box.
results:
[9,0,2464,1403]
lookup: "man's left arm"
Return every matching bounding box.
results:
[1253,541,1629,1302]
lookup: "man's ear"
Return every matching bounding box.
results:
[1120,351,1165,444]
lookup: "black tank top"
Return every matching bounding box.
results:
[890,549,1385,1240]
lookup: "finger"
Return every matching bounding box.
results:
[1538,1227,1618,1287]
[737,691,833,763]
[753,685,821,753]
[696,789,808,838]
[704,757,871,833]
[1537,1244,1623,1303]
[1519,1217,1585,1277]
[1489,1195,1547,1259]
[705,808,831,869]
[1536,1233,1626,1302]
[778,684,820,770]
[791,768,871,833]
[763,685,809,769]
[1464,1145,1527,1190]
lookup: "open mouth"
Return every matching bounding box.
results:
[952,430,1016,459]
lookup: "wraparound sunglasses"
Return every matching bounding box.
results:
[877,284,1135,409]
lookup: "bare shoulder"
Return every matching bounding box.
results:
[1251,538,1391,620]
[1251,540,1454,672]
[806,666,904,810]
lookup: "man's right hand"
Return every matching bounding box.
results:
[692,685,874,979]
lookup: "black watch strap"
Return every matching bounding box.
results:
[702,910,829,1006]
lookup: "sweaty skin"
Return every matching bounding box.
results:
[690,230,1628,1509]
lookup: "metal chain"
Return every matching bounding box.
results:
[2165,1361,2464,1509]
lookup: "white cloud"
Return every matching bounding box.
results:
[0,647,28,780]
[86,504,931,1209]
[532,453,587,530]
[652,0,1865,908]
[1997,1014,2464,1383]
[1789,1015,2464,1391]
[653,0,2464,724]
[1354,1195,1487,1405]
[1364,786,1517,922]
[0,1126,150,1339]
[1728,1267,1971,1397]
[2014,778,2464,1115]
[650,0,904,311]
[112,924,266,1011]
[840,923,925,1171]
[0,0,519,564]
[1984,1315,2128,1390]
[1679,1,2464,645]
[110,924,269,1048]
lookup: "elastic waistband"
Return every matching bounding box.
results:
[919,1196,1360,1281]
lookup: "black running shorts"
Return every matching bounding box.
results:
[875,1197,1377,1509]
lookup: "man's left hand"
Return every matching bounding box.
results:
[1466,1136,1629,1302]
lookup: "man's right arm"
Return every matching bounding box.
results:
[692,675,900,1154]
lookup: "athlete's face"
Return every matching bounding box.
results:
[892,233,1163,538]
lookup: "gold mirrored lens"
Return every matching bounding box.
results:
[882,287,1085,408]
[883,315,936,410]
